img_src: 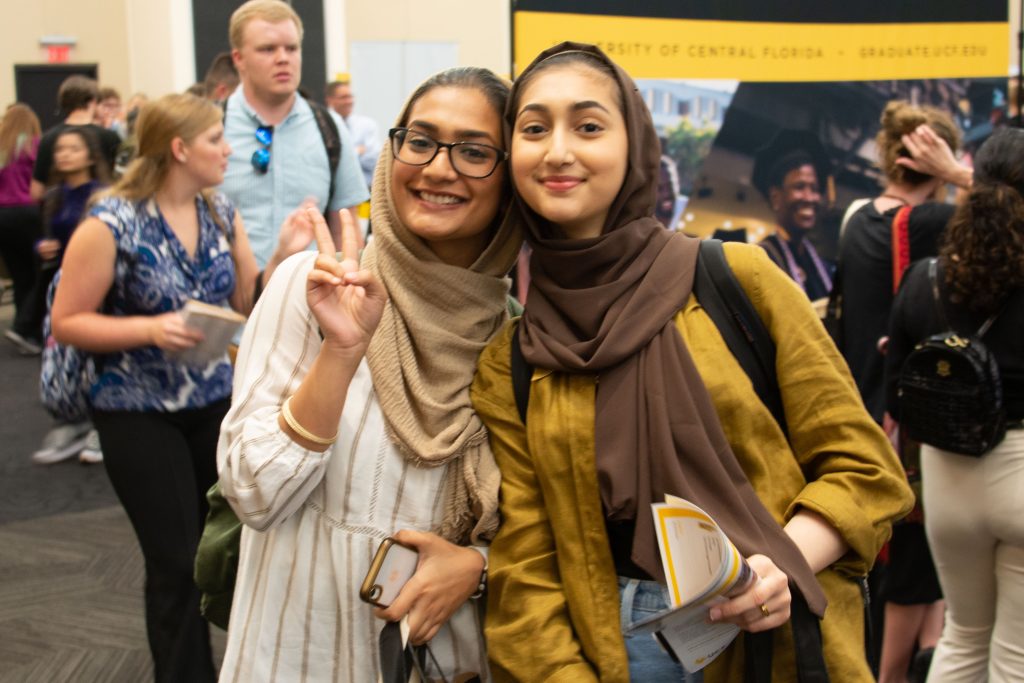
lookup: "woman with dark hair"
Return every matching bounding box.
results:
[886,127,1024,682]
[0,103,42,353]
[472,42,912,682]
[218,66,520,682]
[27,126,111,465]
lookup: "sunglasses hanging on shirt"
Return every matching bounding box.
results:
[251,125,273,174]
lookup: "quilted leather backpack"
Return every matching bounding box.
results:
[897,259,1006,457]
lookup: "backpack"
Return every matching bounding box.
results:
[510,239,830,683]
[39,270,99,422]
[222,96,342,208]
[897,259,1006,457]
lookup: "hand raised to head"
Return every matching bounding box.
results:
[306,207,387,355]
[896,123,963,185]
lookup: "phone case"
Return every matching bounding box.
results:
[360,537,419,608]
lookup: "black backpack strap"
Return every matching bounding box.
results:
[791,589,830,683]
[306,100,342,209]
[694,239,788,437]
[745,587,829,683]
[510,321,531,424]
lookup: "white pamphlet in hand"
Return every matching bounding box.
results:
[624,495,755,673]
[166,299,246,365]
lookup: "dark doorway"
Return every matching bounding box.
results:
[14,64,99,131]
[192,0,327,103]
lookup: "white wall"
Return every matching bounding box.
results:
[1,0,195,107]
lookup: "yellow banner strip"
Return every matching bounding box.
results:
[515,12,1008,81]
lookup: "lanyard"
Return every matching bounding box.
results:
[777,236,832,293]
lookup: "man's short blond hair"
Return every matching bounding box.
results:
[229,0,304,50]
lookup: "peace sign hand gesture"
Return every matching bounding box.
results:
[306,208,387,355]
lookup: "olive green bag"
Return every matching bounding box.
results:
[194,482,239,629]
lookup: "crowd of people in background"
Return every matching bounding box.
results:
[1,1,1023,681]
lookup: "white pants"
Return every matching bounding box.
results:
[923,429,1024,683]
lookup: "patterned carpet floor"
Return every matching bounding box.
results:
[0,305,224,681]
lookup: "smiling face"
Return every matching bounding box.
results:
[233,18,301,105]
[390,86,506,267]
[54,131,93,176]
[511,64,628,239]
[180,122,232,189]
[769,163,821,235]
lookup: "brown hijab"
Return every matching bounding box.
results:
[510,42,826,616]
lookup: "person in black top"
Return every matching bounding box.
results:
[752,129,834,301]
[29,75,121,200]
[837,102,969,425]
[885,128,1024,682]
[835,100,970,683]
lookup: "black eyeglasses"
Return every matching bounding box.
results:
[251,125,273,174]
[389,127,506,179]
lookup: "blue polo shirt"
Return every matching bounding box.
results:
[220,88,369,266]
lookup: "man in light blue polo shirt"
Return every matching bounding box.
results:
[221,0,368,267]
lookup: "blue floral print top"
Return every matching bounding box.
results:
[89,193,238,412]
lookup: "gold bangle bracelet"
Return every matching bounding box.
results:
[281,396,338,446]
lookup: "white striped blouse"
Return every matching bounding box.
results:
[217,253,489,683]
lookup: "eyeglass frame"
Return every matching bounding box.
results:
[388,127,508,179]
[251,125,274,174]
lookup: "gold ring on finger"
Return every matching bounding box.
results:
[759,602,771,619]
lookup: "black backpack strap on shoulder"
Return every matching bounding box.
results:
[510,321,532,424]
[306,99,342,209]
[745,587,829,683]
[694,239,788,437]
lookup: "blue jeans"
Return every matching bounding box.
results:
[619,577,704,682]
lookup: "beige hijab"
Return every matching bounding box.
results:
[362,78,521,544]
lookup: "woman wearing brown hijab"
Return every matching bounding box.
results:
[471,43,913,682]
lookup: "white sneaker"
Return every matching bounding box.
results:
[79,430,103,464]
[31,422,92,465]
[4,329,42,355]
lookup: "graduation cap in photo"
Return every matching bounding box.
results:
[750,129,830,199]
[710,227,748,243]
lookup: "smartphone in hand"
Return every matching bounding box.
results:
[360,537,419,608]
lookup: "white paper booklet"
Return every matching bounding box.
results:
[624,495,755,673]
[167,299,246,365]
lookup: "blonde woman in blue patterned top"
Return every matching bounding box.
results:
[49,93,312,682]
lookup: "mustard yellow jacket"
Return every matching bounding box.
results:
[471,243,913,682]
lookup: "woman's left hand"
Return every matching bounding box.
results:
[275,198,317,257]
[36,238,61,261]
[708,554,791,632]
[374,530,486,645]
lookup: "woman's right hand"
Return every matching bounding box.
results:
[306,208,387,354]
[149,312,204,351]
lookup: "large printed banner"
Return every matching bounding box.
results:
[512,1,1010,249]
[512,1,1008,81]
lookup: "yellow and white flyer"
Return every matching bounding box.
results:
[624,495,755,673]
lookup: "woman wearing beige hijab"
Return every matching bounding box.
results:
[217,67,519,682]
